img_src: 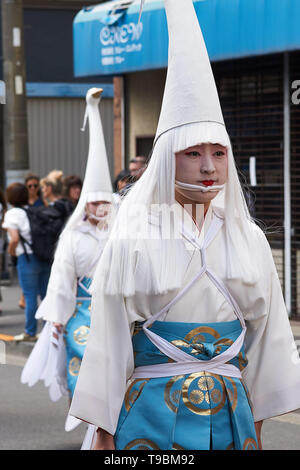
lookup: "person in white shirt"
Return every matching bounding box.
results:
[3,183,51,341]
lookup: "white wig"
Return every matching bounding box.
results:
[90,121,260,297]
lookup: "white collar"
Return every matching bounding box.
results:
[75,220,109,241]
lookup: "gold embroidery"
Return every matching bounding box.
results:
[124,439,160,450]
[171,339,204,355]
[211,389,222,404]
[242,437,258,450]
[238,352,248,371]
[185,327,220,343]
[198,376,214,391]
[164,375,185,413]
[214,338,233,355]
[224,376,238,412]
[73,325,90,346]
[69,357,81,376]
[190,389,204,405]
[124,379,149,412]
[182,372,226,416]
[226,442,234,450]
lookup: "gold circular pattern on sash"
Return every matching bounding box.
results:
[182,372,226,416]
[73,325,90,346]
[124,439,160,450]
[185,327,220,343]
[211,388,222,404]
[198,376,214,391]
[69,357,81,376]
[164,375,185,413]
[242,438,258,450]
[125,379,149,412]
[189,389,204,405]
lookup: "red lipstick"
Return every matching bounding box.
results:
[201,180,215,187]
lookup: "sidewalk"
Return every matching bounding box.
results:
[0,282,45,362]
[1,280,300,362]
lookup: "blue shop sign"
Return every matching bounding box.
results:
[73,0,300,77]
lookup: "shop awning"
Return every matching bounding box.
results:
[73,0,300,77]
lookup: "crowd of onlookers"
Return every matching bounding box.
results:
[0,154,148,342]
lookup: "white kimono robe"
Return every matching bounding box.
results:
[36,221,109,325]
[70,205,300,435]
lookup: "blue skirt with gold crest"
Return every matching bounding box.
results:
[115,319,258,450]
[64,277,92,397]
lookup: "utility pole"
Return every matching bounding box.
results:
[1,0,29,188]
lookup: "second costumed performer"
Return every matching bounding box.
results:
[21,88,114,430]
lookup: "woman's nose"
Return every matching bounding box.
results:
[200,155,215,174]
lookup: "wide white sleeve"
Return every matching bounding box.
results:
[69,290,135,435]
[242,229,300,422]
[35,232,77,325]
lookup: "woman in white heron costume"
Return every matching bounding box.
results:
[21,88,114,429]
[70,0,300,450]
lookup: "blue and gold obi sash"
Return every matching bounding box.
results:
[64,276,92,397]
[115,319,258,450]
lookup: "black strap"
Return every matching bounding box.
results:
[19,234,31,263]
[18,208,33,262]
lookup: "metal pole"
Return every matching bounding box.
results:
[284,52,292,316]
[1,0,29,187]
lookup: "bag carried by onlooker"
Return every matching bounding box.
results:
[21,199,74,263]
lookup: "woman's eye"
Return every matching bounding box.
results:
[186,151,199,157]
[214,151,225,157]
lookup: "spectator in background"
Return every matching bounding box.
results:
[25,174,44,208]
[63,175,83,208]
[114,169,131,193]
[40,169,74,223]
[40,170,65,205]
[2,183,51,342]
[129,156,147,180]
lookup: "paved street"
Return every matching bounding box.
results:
[1,280,300,450]
[0,361,86,450]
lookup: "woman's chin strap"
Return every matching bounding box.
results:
[175,180,226,193]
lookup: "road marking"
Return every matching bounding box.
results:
[0,334,14,342]
[270,412,300,426]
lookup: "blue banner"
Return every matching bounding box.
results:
[73,0,300,77]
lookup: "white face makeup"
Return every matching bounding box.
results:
[175,143,228,204]
[85,201,112,227]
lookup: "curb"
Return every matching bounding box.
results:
[2,339,35,361]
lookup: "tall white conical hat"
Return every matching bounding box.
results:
[81,87,113,203]
[154,0,225,145]
[62,87,113,233]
